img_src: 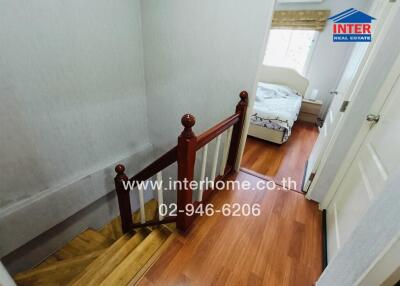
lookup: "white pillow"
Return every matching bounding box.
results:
[257,82,299,97]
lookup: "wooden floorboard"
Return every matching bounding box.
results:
[241,121,319,192]
[139,171,322,286]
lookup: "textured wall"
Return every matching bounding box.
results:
[0,0,151,257]
[0,0,275,265]
[0,0,149,207]
[141,0,274,153]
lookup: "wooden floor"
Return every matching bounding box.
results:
[139,172,322,286]
[241,121,319,192]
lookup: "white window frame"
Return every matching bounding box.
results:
[263,29,319,76]
[302,31,319,76]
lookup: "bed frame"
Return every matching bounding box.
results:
[248,65,309,144]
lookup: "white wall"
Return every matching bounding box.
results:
[0,0,276,268]
[141,0,274,154]
[275,0,372,116]
[0,0,151,256]
[317,167,400,286]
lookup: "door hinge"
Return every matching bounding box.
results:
[309,172,316,182]
[366,114,380,128]
[340,101,350,112]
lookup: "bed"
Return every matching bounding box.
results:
[248,65,309,144]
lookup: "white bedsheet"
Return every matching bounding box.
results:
[250,82,302,142]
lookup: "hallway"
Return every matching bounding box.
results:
[241,122,319,192]
[139,171,322,286]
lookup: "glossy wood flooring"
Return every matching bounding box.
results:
[241,121,319,192]
[139,172,322,286]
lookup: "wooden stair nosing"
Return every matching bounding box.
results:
[99,227,171,286]
[99,199,159,240]
[128,227,176,286]
[69,228,150,286]
[13,199,167,286]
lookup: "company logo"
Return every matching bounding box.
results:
[329,8,376,42]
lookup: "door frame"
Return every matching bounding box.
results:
[236,0,276,170]
[306,1,400,206]
[322,50,400,209]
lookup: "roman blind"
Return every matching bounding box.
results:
[272,10,330,31]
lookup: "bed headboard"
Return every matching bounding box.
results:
[257,65,309,97]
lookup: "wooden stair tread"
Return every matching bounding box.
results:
[13,250,103,286]
[99,227,171,286]
[128,228,177,285]
[69,228,150,286]
[13,200,174,286]
[39,228,113,266]
[99,199,159,240]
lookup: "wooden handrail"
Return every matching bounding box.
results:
[128,146,177,184]
[114,147,177,233]
[196,113,240,150]
[176,91,248,231]
[114,91,248,234]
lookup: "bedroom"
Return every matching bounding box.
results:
[241,0,373,193]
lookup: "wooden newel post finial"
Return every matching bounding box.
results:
[115,164,126,177]
[239,91,249,106]
[181,114,196,138]
[114,164,133,233]
[177,113,197,232]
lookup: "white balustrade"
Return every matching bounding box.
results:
[198,144,208,201]
[219,126,232,176]
[137,183,146,224]
[210,134,221,181]
[156,171,164,220]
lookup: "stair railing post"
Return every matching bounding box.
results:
[114,164,133,233]
[225,91,249,174]
[177,114,197,232]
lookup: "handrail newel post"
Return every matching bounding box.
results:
[112,91,248,233]
[225,91,249,174]
[177,114,197,232]
[114,164,133,233]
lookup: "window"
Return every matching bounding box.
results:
[263,29,317,75]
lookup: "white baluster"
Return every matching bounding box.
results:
[198,144,208,201]
[210,135,221,181]
[156,171,164,221]
[137,183,146,224]
[219,126,233,176]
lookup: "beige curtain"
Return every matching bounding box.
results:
[272,10,330,31]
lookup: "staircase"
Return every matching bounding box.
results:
[10,91,248,285]
[13,200,175,286]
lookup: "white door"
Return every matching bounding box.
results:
[303,42,369,191]
[303,0,390,192]
[327,55,400,260]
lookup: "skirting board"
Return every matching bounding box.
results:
[3,189,154,274]
[0,143,153,258]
